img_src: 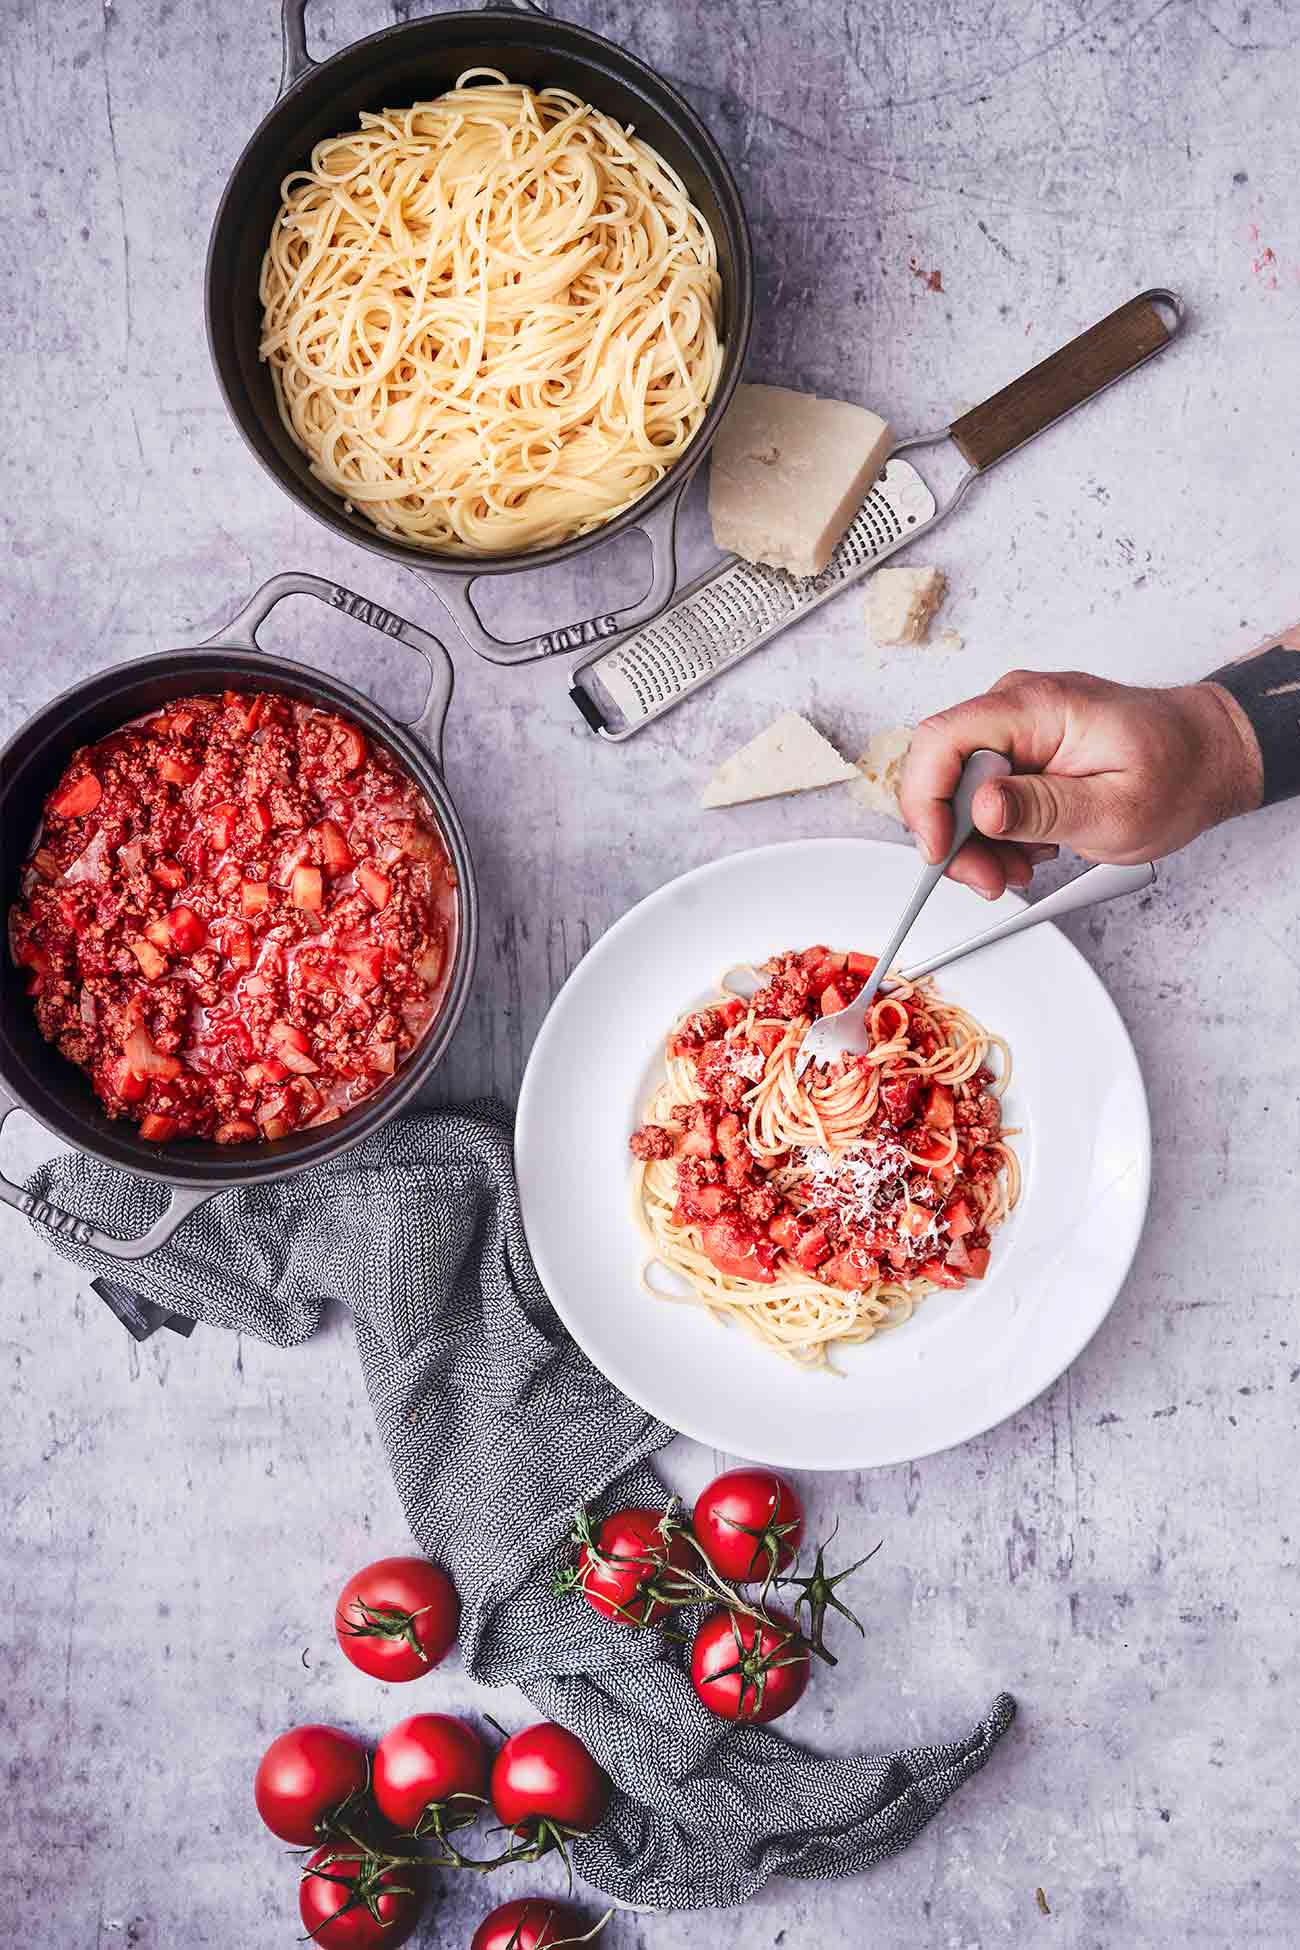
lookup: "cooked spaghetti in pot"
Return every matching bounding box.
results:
[259,71,723,557]
[629,946,1021,1372]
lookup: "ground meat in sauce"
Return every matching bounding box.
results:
[739,1185,778,1224]
[956,1090,1002,1138]
[693,1039,750,1108]
[629,1123,675,1161]
[8,690,458,1145]
[749,953,816,1021]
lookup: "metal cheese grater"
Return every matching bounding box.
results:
[570,288,1184,740]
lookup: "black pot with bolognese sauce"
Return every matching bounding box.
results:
[0,572,476,1261]
[9,688,458,1146]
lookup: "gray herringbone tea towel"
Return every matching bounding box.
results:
[27,1106,1014,1911]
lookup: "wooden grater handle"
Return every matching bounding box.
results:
[949,289,1182,473]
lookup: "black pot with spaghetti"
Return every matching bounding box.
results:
[0,572,477,1263]
[206,0,754,665]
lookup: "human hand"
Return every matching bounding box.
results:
[899,669,1265,899]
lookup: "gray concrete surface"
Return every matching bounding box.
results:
[3,1,1299,1944]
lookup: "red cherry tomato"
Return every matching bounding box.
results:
[254,1724,369,1845]
[577,1507,693,1625]
[335,1555,461,1681]
[689,1607,810,1724]
[373,1713,489,1835]
[470,1897,590,1950]
[490,1724,610,1843]
[692,1469,805,1583]
[298,1846,426,1950]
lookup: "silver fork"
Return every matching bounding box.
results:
[794,749,1012,1079]
[794,844,1156,1077]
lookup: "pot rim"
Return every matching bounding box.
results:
[204,4,754,579]
[0,640,479,1190]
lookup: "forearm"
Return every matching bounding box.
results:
[1203,623,1300,808]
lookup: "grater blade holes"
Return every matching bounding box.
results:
[574,457,938,732]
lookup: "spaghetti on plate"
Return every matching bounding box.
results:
[630,945,1020,1370]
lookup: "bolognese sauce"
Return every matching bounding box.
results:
[8,690,457,1144]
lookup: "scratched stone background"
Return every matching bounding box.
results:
[2,1,1299,1944]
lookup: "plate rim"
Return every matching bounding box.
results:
[516,836,1152,1470]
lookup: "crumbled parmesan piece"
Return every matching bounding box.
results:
[938,628,964,652]
[850,724,913,823]
[701,709,857,809]
[865,565,948,646]
[709,384,893,577]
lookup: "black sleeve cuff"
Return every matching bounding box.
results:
[1205,644,1300,807]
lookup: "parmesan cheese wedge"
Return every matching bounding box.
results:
[850,724,914,822]
[701,710,858,809]
[709,384,893,577]
[865,565,948,646]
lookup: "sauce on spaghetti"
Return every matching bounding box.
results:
[630,945,1020,1370]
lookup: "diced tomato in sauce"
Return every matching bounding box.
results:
[677,1183,732,1224]
[291,865,323,911]
[917,1257,966,1290]
[319,820,353,875]
[768,1210,802,1250]
[209,803,238,851]
[357,863,391,909]
[792,1222,833,1271]
[819,1252,862,1290]
[50,774,104,819]
[924,1082,955,1130]
[167,906,207,953]
[108,1057,148,1104]
[880,1075,924,1127]
[942,1195,975,1237]
[700,1215,778,1284]
[8,691,458,1145]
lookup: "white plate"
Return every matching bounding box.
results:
[515,839,1149,1470]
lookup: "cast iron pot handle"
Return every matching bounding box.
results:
[422,473,688,665]
[280,0,547,98]
[210,570,455,767]
[0,1085,215,1260]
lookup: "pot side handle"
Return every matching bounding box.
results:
[0,1090,215,1261]
[279,0,548,99]
[419,470,688,665]
[207,570,455,771]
